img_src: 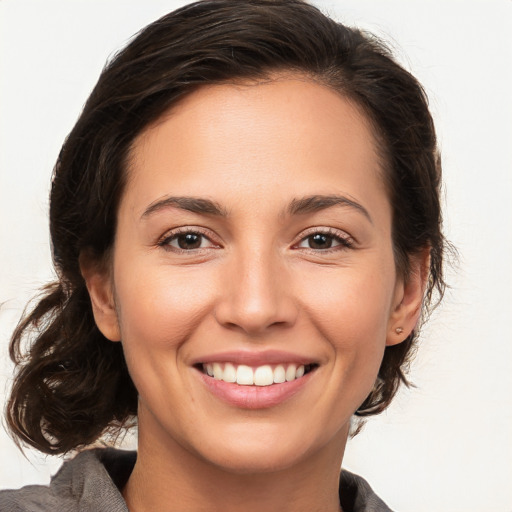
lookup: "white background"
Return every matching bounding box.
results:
[1,1,511,511]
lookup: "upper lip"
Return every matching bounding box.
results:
[191,350,318,367]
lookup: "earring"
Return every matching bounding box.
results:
[395,327,404,334]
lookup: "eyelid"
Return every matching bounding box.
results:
[292,226,355,251]
[157,226,222,252]
[155,225,354,254]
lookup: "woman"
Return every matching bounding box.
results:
[0,1,446,510]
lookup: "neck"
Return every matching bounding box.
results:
[123,417,348,512]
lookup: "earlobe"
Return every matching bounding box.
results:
[386,248,430,346]
[79,253,121,342]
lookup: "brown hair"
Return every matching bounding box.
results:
[7,0,446,454]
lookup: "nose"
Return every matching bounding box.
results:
[213,248,298,336]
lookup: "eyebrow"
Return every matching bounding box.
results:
[141,193,371,223]
[287,194,373,223]
[141,196,229,219]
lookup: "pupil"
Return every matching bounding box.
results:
[178,233,201,249]
[309,233,332,249]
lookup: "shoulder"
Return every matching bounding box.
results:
[0,448,136,512]
[1,450,392,512]
[339,469,394,512]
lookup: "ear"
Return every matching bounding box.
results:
[80,252,121,342]
[386,248,430,346]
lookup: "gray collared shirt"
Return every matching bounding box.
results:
[0,448,393,511]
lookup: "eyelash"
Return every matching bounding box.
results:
[294,227,354,253]
[157,227,354,254]
[157,227,219,253]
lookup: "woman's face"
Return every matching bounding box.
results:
[90,77,412,473]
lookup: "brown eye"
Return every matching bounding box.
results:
[165,232,213,250]
[176,233,202,249]
[296,230,352,251]
[307,233,334,249]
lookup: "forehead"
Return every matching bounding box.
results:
[123,77,387,216]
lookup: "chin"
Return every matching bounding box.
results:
[193,424,339,475]
[206,445,308,475]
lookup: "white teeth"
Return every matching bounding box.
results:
[202,362,311,385]
[213,362,223,380]
[273,365,286,383]
[254,365,273,386]
[285,364,297,382]
[236,365,254,385]
[223,362,236,383]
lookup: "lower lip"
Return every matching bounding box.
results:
[197,370,314,409]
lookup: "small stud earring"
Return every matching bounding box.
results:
[395,327,404,334]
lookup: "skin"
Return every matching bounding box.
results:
[83,76,427,512]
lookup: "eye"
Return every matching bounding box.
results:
[296,230,353,251]
[159,229,218,251]
[171,232,207,250]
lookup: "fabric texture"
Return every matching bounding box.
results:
[0,448,393,511]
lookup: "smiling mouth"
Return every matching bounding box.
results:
[198,363,318,386]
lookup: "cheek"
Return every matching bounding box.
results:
[111,264,221,419]
[296,261,395,392]
[113,264,217,352]
[298,263,395,343]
